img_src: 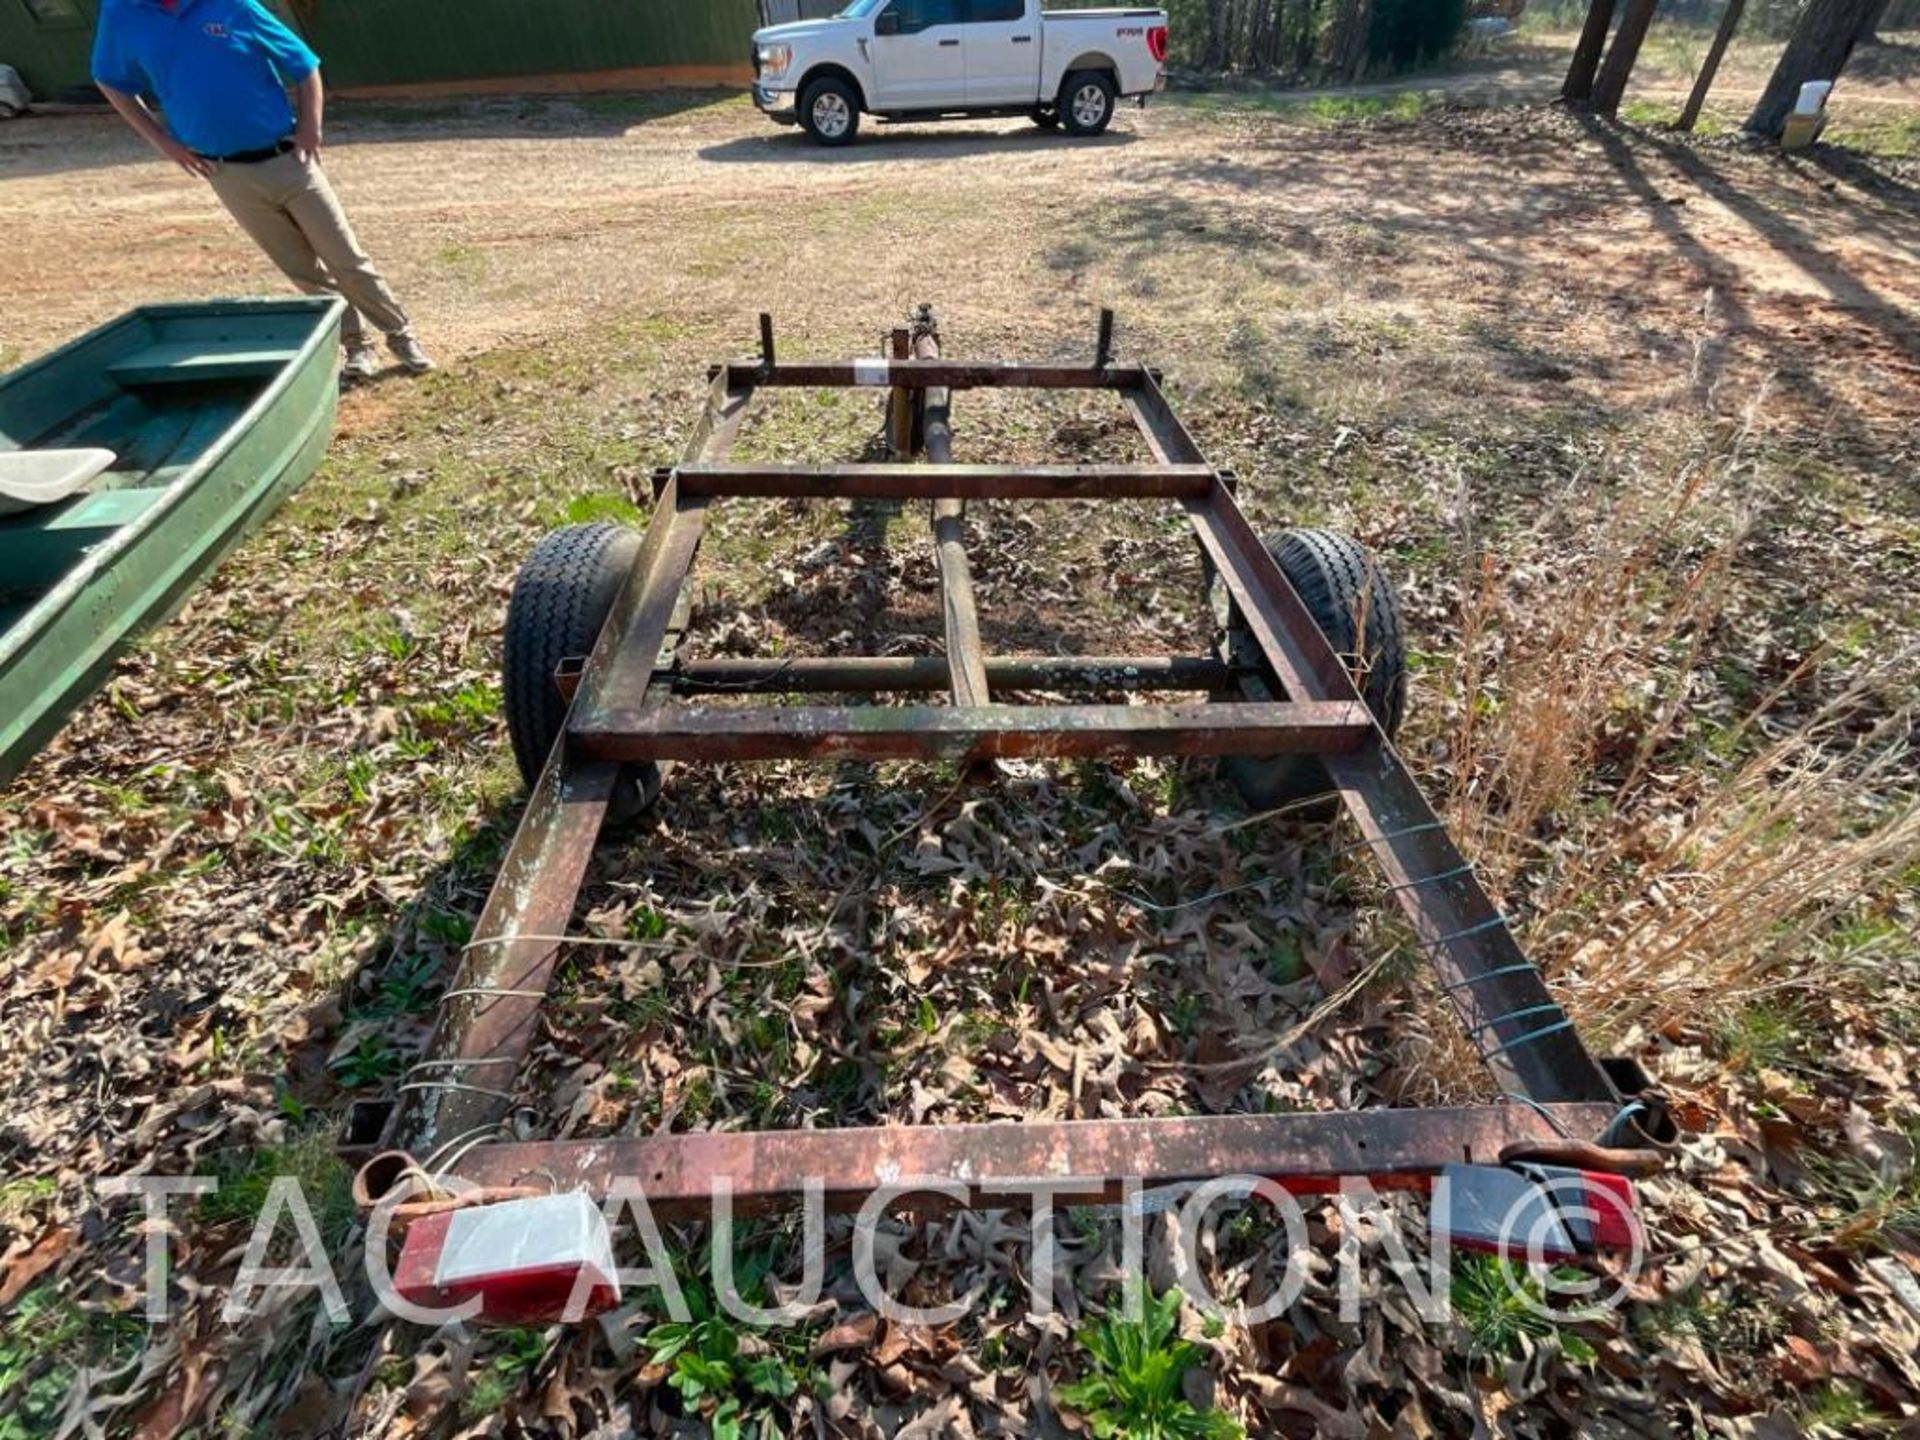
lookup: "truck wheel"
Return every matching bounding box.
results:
[1214,529,1409,818]
[504,522,662,821]
[800,77,861,146]
[1059,70,1116,136]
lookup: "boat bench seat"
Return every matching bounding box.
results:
[0,487,168,592]
[110,341,301,387]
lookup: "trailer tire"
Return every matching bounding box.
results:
[800,76,861,146]
[1059,70,1116,136]
[1215,528,1408,819]
[504,522,662,821]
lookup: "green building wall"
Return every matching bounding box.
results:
[0,0,101,102]
[0,0,761,102]
[291,0,760,91]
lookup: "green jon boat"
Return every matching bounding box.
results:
[0,297,345,786]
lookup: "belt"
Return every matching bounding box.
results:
[199,137,295,165]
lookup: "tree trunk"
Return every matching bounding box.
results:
[1204,0,1231,70]
[1326,0,1373,79]
[1746,0,1887,137]
[1563,0,1619,102]
[1252,0,1276,69]
[1678,0,1747,130]
[1297,0,1324,71]
[1590,0,1661,115]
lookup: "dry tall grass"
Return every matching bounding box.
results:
[1395,431,1918,1095]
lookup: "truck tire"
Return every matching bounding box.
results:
[1059,70,1116,136]
[800,76,861,146]
[1215,529,1409,817]
[504,522,662,820]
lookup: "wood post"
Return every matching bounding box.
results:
[1563,0,1619,102]
[1678,0,1747,131]
[1591,0,1662,116]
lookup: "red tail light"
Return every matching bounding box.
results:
[1148,24,1169,64]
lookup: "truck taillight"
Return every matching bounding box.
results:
[1148,25,1169,63]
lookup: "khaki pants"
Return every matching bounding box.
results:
[208,150,410,347]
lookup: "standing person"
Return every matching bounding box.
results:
[91,0,434,382]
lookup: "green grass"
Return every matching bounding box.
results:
[0,1287,144,1440]
[561,493,647,527]
[461,1326,551,1423]
[1297,91,1429,124]
[1168,87,1430,125]
[1056,1288,1243,1440]
[1827,112,1920,158]
[1619,99,1676,128]
[1450,1255,1595,1364]
[1638,1282,1785,1358]
[1803,1136,1920,1254]
[1714,1000,1807,1076]
[1800,1380,1893,1436]
[636,1263,822,1440]
[437,242,486,274]
[197,1130,357,1250]
[0,1176,57,1225]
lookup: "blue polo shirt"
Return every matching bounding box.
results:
[92,0,319,157]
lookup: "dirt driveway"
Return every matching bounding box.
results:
[3,92,1208,363]
[4,80,1917,434]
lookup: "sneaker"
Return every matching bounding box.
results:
[341,341,379,383]
[388,333,437,375]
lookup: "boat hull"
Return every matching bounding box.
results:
[0,297,345,786]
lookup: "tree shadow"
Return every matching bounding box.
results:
[1787,143,1920,241]
[1635,123,1920,366]
[1569,113,1760,403]
[1571,112,1920,456]
[697,122,1140,164]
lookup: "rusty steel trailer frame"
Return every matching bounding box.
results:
[377,309,1658,1208]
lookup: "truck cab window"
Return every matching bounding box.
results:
[970,0,1026,19]
[885,0,967,32]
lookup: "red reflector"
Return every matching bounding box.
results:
[1148,25,1169,64]
[394,1192,619,1324]
[1578,1171,1643,1252]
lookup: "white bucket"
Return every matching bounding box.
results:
[1795,80,1834,116]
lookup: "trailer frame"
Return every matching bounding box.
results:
[365,308,1665,1211]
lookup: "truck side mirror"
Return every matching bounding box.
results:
[874,11,901,34]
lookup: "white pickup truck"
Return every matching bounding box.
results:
[751,0,1169,146]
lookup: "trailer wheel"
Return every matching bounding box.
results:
[1059,70,1116,136]
[1215,528,1408,817]
[503,522,662,821]
[800,76,861,146]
